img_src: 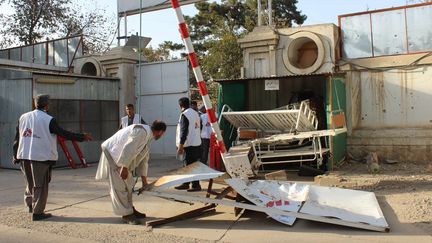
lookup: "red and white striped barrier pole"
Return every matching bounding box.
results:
[170,0,226,155]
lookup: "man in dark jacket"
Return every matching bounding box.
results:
[13,94,92,221]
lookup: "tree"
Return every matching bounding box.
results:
[182,0,306,80]
[60,3,116,54]
[0,0,115,54]
[1,0,69,46]
[142,41,183,62]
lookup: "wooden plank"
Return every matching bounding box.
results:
[145,205,216,227]
[144,191,390,232]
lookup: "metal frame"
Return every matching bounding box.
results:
[338,2,432,59]
[223,106,347,172]
[221,101,318,134]
[252,136,328,170]
[0,35,83,70]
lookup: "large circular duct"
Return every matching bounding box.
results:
[282,31,325,75]
[73,56,103,77]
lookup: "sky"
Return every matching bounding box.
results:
[104,0,419,48]
[0,0,422,48]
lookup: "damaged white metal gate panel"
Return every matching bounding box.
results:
[225,179,309,225]
[142,163,389,232]
[300,185,389,229]
[150,162,224,190]
[225,179,389,230]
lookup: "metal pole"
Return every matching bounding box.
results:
[268,0,272,26]
[124,14,127,45]
[117,0,120,46]
[169,0,227,154]
[257,0,262,26]
[138,0,142,113]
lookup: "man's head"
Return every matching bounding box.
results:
[178,97,190,110]
[151,120,167,140]
[125,104,135,118]
[199,104,206,113]
[191,100,198,111]
[35,94,50,111]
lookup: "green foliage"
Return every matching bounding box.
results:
[142,41,184,62]
[1,0,69,45]
[0,0,115,54]
[201,33,243,80]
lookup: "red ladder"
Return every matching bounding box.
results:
[57,136,88,169]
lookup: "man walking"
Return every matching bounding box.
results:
[13,94,92,221]
[174,97,202,192]
[199,105,212,165]
[119,104,146,129]
[96,120,166,225]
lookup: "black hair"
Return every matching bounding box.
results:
[35,94,50,109]
[191,100,198,106]
[151,120,167,132]
[126,104,134,108]
[178,97,190,108]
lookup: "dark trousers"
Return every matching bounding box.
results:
[201,138,210,165]
[183,145,202,188]
[20,161,52,214]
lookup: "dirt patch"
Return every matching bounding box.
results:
[0,207,210,243]
[320,160,432,234]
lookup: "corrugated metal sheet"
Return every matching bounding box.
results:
[0,73,32,169]
[35,76,119,101]
[0,69,120,168]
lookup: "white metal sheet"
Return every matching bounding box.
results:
[341,14,373,59]
[226,179,310,226]
[371,9,407,56]
[140,63,163,94]
[300,185,389,228]
[161,60,189,93]
[137,60,189,156]
[407,4,432,52]
[151,162,224,190]
[222,152,255,179]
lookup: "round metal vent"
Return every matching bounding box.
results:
[283,31,325,75]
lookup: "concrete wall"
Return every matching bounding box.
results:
[345,64,432,162]
[238,24,338,78]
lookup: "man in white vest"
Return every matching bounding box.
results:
[119,104,146,129]
[13,94,92,221]
[96,120,166,225]
[174,97,202,192]
[199,105,212,165]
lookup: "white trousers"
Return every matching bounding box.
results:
[108,166,135,216]
[102,148,135,216]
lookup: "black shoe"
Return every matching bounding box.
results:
[133,207,146,219]
[28,206,33,213]
[174,184,190,190]
[32,213,52,221]
[122,213,140,225]
[187,185,202,192]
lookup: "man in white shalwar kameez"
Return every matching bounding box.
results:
[96,120,166,225]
